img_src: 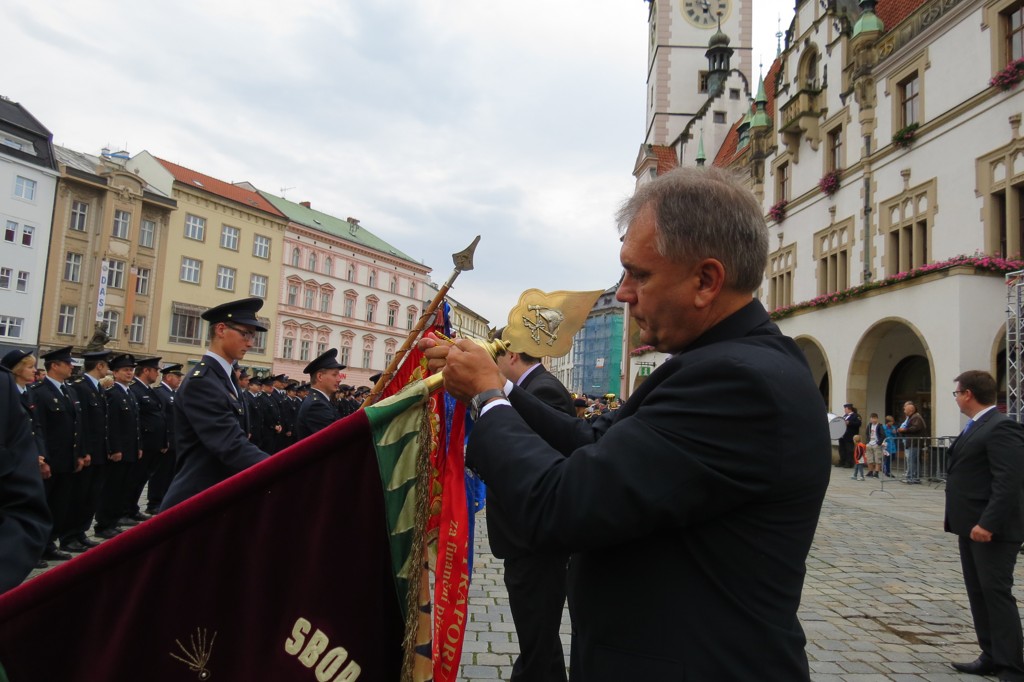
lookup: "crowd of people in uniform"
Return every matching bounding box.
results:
[0,300,378,582]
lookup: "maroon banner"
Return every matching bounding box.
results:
[0,412,402,681]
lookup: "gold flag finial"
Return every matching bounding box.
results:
[501,289,604,358]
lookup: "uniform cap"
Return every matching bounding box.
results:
[200,297,268,332]
[1,348,33,370]
[82,350,113,363]
[303,348,347,375]
[160,363,184,376]
[109,353,137,370]
[136,356,162,369]
[249,376,263,386]
[41,346,75,364]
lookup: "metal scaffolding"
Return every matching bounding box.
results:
[1007,269,1024,423]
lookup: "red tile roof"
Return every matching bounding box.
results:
[877,0,929,31]
[157,158,284,217]
[714,57,783,168]
[651,145,678,174]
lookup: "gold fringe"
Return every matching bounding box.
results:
[400,407,437,682]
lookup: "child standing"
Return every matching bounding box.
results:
[852,435,867,481]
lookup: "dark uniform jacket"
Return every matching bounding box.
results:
[105,384,141,463]
[153,384,176,454]
[487,364,574,559]
[0,366,50,593]
[295,389,340,440]
[160,355,268,510]
[277,391,296,441]
[28,378,83,474]
[70,376,108,467]
[241,390,262,449]
[945,409,1024,541]
[467,300,831,681]
[130,378,167,454]
[256,392,282,450]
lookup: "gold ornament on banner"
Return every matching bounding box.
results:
[501,289,605,358]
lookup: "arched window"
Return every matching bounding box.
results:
[291,248,301,267]
[324,257,332,276]
[308,252,317,271]
[347,264,355,281]
[368,270,376,288]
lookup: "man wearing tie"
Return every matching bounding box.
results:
[98,354,142,537]
[946,370,1024,681]
[160,297,270,510]
[295,348,345,440]
[28,346,84,561]
[67,350,112,549]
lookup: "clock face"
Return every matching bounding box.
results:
[680,0,731,28]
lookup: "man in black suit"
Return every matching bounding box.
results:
[148,364,182,514]
[97,354,142,537]
[243,376,264,449]
[127,357,167,522]
[422,167,831,681]
[160,298,270,510]
[257,378,283,453]
[946,370,1024,681]
[492,335,575,682]
[28,346,85,561]
[67,350,112,549]
[295,349,345,440]
[838,403,861,468]
[0,363,50,592]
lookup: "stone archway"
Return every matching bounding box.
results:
[794,336,830,407]
[991,323,1007,410]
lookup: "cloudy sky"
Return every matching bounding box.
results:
[5,0,793,324]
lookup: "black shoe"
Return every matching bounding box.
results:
[35,558,49,569]
[42,547,73,561]
[94,527,121,539]
[145,508,160,516]
[77,535,100,548]
[60,540,89,553]
[951,658,998,675]
[128,511,151,522]
[117,516,139,527]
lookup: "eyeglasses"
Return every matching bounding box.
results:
[224,323,256,341]
[951,390,967,397]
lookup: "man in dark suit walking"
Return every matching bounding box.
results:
[946,370,1024,681]
[295,349,345,440]
[160,298,270,510]
[422,167,831,681]
[492,334,575,682]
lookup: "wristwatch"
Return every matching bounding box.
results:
[470,388,506,421]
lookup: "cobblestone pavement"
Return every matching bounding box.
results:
[457,469,1024,681]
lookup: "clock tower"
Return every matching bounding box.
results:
[644,0,752,147]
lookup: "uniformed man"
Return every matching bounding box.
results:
[126,357,167,523]
[67,350,112,549]
[335,384,358,418]
[257,377,283,454]
[160,298,270,510]
[96,354,141,538]
[273,374,296,450]
[147,363,183,514]
[295,349,346,440]
[28,346,85,561]
[243,376,264,450]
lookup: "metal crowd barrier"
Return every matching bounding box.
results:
[881,436,954,485]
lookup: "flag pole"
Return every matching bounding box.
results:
[361,236,481,408]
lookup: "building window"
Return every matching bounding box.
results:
[365,301,376,322]
[407,309,416,330]
[291,248,301,267]
[135,267,150,295]
[316,341,327,356]
[216,266,236,291]
[0,316,24,339]
[251,322,268,354]
[250,274,268,298]
[101,310,120,340]
[344,297,355,317]
[320,292,330,312]
[368,270,376,288]
[347,264,355,281]
[15,271,28,292]
[113,210,131,239]
[900,74,920,127]
[713,111,727,124]
[108,259,126,289]
[827,126,843,172]
[814,222,853,295]
[184,214,206,241]
[221,225,240,250]
[0,268,9,289]
[1008,5,1024,61]
[881,180,935,275]
[387,307,396,326]
[324,257,332,276]
[300,340,311,362]
[767,245,796,311]
[169,304,203,345]
[390,276,397,293]
[129,315,145,343]
[777,161,790,202]
[308,253,317,271]
[13,176,36,201]
[698,70,709,94]
[283,338,293,359]
[408,282,416,298]
[340,346,350,365]
[287,283,299,306]
[180,257,201,284]
[385,351,394,367]
[57,305,76,335]
[253,235,271,259]
[3,221,15,242]
[64,252,83,282]
[304,287,315,309]
[362,349,372,369]
[140,219,155,247]
[70,201,88,232]
[20,225,33,247]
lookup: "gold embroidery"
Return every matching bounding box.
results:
[169,627,216,679]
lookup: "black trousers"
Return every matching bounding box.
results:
[838,439,854,467]
[146,449,175,513]
[95,460,131,530]
[959,536,1024,679]
[67,464,102,541]
[504,553,569,682]
[43,472,75,544]
[126,448,165,515]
